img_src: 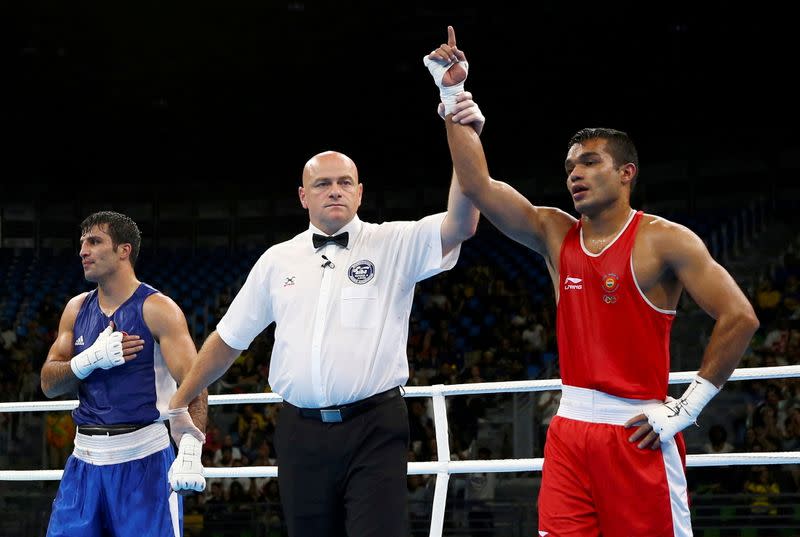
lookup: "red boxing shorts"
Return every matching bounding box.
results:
[538,385,691,537]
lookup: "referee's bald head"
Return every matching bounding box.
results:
[302,151,359,187]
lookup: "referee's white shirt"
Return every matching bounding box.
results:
[216,213,460,408]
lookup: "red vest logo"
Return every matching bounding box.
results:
[602,273,619,293]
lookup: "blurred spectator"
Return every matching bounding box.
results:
[241,416,266,461]
[228,457,253,499]
[213,440,240,467]
[465,447,496,532]
[0,321,17,350]
[236,353,260,390]
[784,406,800,449]
[783,275,800,315]
[510,305,532,328]
[744,466,780,516]
[17,360,40,401]
[761,319,790,355]
[521,313,546,353]
[407,473,431,537]
[237,404,265,441]
[702,425,735,454]
[45,411,75,469]
[203,481,228,535]
[204,420,223,455]
[408,399,434,461]
[428,363,456,386]
[756,279,782,324]
[250,440,277,494]
[263,404,279,436]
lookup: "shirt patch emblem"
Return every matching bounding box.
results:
[283,276,296,287]
[563,276,583,290]
[602,273,620,293]
[603,294,617,304]
[348,260,375,284]
[74,335,85,346]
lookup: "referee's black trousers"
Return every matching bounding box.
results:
[275,389,410,537]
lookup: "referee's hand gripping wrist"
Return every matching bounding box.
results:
[70,324,125,380]
[168,406,206,446]
[438,92,485,136]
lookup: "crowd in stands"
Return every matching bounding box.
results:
[1,226,799,534]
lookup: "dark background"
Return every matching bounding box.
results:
[6,1,795,207]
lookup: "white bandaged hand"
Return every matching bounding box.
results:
[423,55,469,115]
[70,325,124,380]
[644,376,719,443]
[168,406,206,446]
[168,435,206,493]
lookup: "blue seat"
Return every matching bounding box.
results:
[541,352,557,366]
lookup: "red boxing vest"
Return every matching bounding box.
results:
[556,210,675,400]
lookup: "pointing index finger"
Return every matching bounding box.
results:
[447,25,456,48]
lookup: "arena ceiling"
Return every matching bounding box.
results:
[6,2,790,201]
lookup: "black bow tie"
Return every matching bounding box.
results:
[312,232,348,249]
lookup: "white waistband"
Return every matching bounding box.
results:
[73,423,170,466]
[556,385,665,426]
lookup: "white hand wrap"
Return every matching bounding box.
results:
[168,435,206,493]
[423,55,469,115]
[168,407,206,446]
[645,376,720,443]
[70,325,124,380]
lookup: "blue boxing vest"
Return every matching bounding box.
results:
[71,283,177,425]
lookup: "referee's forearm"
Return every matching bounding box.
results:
[171,331,241,408]
[441,169,479,254]
[448,169,480,234]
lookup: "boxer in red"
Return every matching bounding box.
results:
[426,28,760,536]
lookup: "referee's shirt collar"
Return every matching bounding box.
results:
[308,215,362,251]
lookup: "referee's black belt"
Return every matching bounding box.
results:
[77,423,151,436]
[294,387,401,423]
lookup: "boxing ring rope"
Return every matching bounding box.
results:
[2,366,796,414]
[2,364,800,537]
[4,451,798,483]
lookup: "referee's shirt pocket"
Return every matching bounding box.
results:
[341,286,379,328]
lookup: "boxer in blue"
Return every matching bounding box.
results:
[41,211,208,537]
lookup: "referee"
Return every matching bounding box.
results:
[169,138,482,534]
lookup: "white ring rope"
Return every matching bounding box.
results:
[3,452,799,482]
[2,365,798,413]
[3,364,799,537]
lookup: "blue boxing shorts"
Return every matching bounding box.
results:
[47,423,183,537]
